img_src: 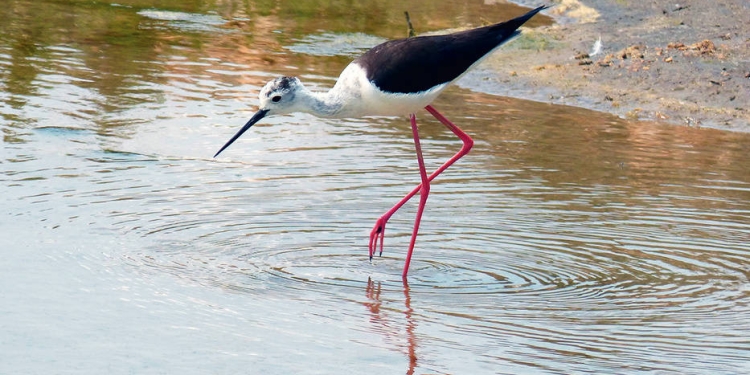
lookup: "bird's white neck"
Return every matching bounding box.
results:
[296,88,346,118]
[290,63,370,118]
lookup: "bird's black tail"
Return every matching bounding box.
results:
[493,4,550,33]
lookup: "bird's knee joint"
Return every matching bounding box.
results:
[464,138,474,152]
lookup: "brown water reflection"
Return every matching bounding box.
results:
[2,0,749,374]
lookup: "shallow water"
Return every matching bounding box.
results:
[2,1,749,374]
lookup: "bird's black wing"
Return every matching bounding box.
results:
[356,5,547,94]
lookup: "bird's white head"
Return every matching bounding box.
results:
[257,76,304,115]
[214,76,305,157]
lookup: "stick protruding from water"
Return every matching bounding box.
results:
[404,11,416,38]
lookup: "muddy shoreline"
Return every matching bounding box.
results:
[477,0,749,131]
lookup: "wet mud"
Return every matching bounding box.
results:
[482,0,749,131]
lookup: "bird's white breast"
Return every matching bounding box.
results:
[329,63,447,118]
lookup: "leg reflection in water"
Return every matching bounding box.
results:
[364,278,417,375]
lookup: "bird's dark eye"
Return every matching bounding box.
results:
[271,95,282,102]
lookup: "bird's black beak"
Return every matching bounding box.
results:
[213,109,270,158]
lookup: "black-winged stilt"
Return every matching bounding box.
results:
[214,5,548,278]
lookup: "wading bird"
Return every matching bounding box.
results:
[214,5,548,278]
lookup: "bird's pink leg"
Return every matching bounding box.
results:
[369,105,474,277]
[402,113,430,278]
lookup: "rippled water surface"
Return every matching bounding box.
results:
[2,1,749,374]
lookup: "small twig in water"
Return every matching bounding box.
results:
[404,11,416,38]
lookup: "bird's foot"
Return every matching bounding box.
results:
[368,216,388,260]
